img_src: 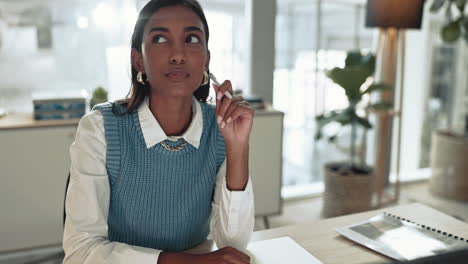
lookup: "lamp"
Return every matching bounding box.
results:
[365,0,425,207]
[366,0,424,29]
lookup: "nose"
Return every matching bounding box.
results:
[169,45,186,64]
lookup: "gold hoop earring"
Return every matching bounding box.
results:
[202,71,209,85]
[137,72,146,85]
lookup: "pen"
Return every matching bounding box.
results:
[209,72,233,99]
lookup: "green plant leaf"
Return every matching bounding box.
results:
[328,134,338,143]
[430,0,446,12]
[315,111,339,140]
[455,0,466,12]
[345,51,363,67]
[361,83,391,96]
[368,102,394,110]
[315,110,352,140]
[327,67,369,102]
[441,21,461,42]
[334,107,354,126]
[354,115,372,129]
[315,130,323,140]
[316,113,325,121]
[446,1,454,21]
[360,53,376,77]
[336,116,352,126]
[93,86,108,98]
[316,111,346,126]
[327,51,377,103]
[316,111,340,122]
[463,17,468,33]
[345,52,375,76]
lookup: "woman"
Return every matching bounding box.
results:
[63,0,255,263]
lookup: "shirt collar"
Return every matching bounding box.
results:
[137,97,203,149]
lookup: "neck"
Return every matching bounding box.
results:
[148,94,193,136]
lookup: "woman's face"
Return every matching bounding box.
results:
[136,5,209,97]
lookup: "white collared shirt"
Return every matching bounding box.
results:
[62,98,254,264]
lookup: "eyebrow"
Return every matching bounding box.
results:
[149,26,203,34]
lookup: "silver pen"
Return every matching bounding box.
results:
[209,72,233,99]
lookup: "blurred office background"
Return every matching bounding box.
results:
[1,0,467,263]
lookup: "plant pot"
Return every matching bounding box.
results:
[321,162,374,218]
[429,130,468,201]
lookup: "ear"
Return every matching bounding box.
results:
[131,48,145,73]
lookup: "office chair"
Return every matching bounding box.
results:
[63,173,70,227]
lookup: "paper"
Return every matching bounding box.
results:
[336,213,468,261]
[246,236,322,264]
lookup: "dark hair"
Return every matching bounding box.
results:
[114,0,210,115]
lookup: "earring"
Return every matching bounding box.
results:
[202,71,209,85]
[137,72,146,85]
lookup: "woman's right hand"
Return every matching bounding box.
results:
[193,247,251,264]
[158,247,251,264]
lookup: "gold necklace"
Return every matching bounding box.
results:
[160,140,188,151]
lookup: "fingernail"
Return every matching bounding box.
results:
[217,115,222,124]
[226,117,232,123]
[217,92,223,100]
[220,121,226,128]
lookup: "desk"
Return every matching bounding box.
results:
[0,113,80,130]
[188,203,468,263]
[249,203,468,264]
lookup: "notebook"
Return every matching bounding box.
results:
[336,212,468,261]
[246,236,322,264]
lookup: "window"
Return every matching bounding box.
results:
[0,0,246,113]
[274,0,373,192]
[202,3,246,99]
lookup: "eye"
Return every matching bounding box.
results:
[186,35,200,44]
[152,35,168,43]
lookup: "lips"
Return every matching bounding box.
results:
[165,70,190,80]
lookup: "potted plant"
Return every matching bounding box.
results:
[428,0,468,200]
[90,86,108,110]
[430,0,468,44]
[315,51,390,218]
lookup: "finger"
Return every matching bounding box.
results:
[223,99,244,125]
[212,83,220,116]
[239,100,249,106]
[230,104,254,123]
[217,97,234,128]
[214,81,232,124]
[228,257,250,264]
[223,253,250,264]
[232,252,251,263]
[216,80,234,101]
[236,100,250,108]
[225,247,251,262]
[217,96,237,127]
[223,99,249,125]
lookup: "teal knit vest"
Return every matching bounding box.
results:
[94,101,226,251]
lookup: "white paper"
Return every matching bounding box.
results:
[246,236,323,264]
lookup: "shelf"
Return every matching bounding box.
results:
[0,113,79,130]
